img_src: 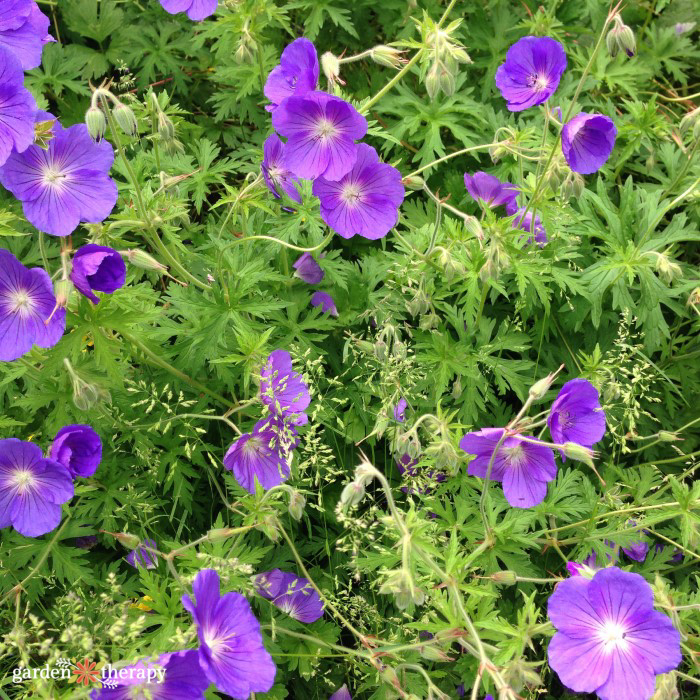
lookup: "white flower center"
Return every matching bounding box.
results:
[42,166,67,187]
[528,74,549,91]
[599,620,628,651]
[503,444,525,466]
[10,290,31,314]
[12,469,36,492]
[341,183,362,204]
[315,118,337,140]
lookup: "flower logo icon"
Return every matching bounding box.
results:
[72,658,101,686]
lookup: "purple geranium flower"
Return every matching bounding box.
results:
[548,567,681,700]
[125,539,158,570]
[260,349,311,421]
[254,568,324,623]
[330,685,352,700]
[459,428,557,508]
[463,172,518,210]
[312,143,404,239]
[548,379,606,450]
[89,650,209,700]
[566,551,600,578]
[292,252,324,284]
[262,133,302,203]
[394,397,407,422]
[509,206,547,246]
[311,291,338,316]
[272,91,367,181]
[0,115,117,237]
[182,569,276,698]
[70,244,126,304]
[224,422,291,494]
[0,0,51,70]
[159,0,217,21]
[561,113,617,175]
[0,249,65,362]
[0,438,73,537]
[495,36,567,112]
[264,38,319,111]
[50,424,102,478]
[0,47,37,167]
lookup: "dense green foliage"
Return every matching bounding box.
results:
[1,0,699,698]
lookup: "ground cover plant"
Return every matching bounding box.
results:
[0,0,699,698]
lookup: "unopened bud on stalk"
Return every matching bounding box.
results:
[157,112,175,141]
[419,644,453,662]
[425,64,440,99]
[114,533,141,549]
[657,430,679,442]
[54,278,74,308]
[112,101,138,136]
[489,140,510,163]
[123,248,168,273]
[340,480,365,508]
[85,106,107,142]
[321,51,342,86]
[491,570,517,585]
[402,175,425,190]
[646,251,682,284]
[288,489,306,520]
[528,368,561,401]
[463,215,483,240]
[207,527,235,541]
[560,442,596,467]
[607,14,636,57]
[371,45,406,69]
[651,672,679,700]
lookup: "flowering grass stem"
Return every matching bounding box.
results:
[406,142,504,180]
[121,331,236,409]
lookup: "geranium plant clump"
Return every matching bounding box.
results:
[0,1,698,699]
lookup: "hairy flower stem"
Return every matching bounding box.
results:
[121,331,236,409]
[366,463,514,699]
[521,10,614,225]
[278,523,376,656]
[223,231,334,255]
[405,142,504,179]
[361,0,459,113]
[100,95,211,292]
[537,500,682,537]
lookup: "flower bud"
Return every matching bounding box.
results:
[438,66,455,96]
[112,101,138,136]
[607,15,636,57]
[463,215,484,240]
[419,644,454,662]
[371,45,406,69]
[340,480,365,508]
[560,441,596,467]
[123,248,168,272]
[288,489,305,521]
[425,64,440,99]
[72,378,101,411]
[260,514,280,542]
[115,533,141,549]
[321,51,342,86]
[401,175,425,190]
[651,672,679,700]
[491,570,517,585]
[157,112,175,141]
[85,106,107,142]
[54,278,74,308]
[657,430,679,442]
[34,119,55,150]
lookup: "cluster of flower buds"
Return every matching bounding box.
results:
[645,250,683,284]
[418,16,472,98]
[64,358,111,411]
[606,13,636,58]
[378,567,425,609]
[84,81,138,142]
